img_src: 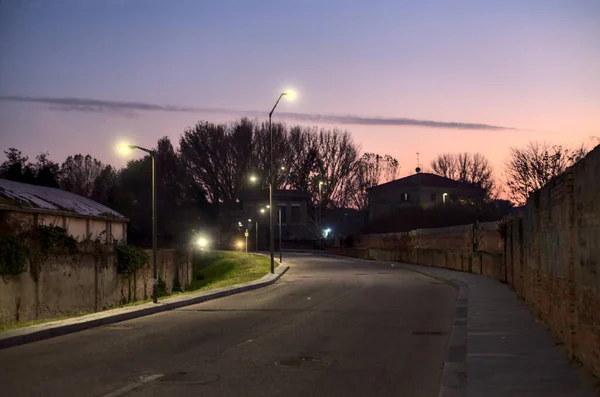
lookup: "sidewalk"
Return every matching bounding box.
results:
[0,264,289,350]
[397,263,599,397]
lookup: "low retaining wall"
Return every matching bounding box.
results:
[328,247,504,281]
[0,248,193,325]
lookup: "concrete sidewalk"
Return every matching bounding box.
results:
[0,264,289,350]
[396,263,599,397]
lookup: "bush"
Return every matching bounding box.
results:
[114,245,149,275]
[157,277,168,297]
[0,236,29,276]
[26,225,79,255]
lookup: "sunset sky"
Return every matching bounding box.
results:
[1,0,598,183]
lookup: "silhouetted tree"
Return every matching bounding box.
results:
[504,141,587,205]
[314,128,360,209]
[0,149,60,187]
[32,152,60,188]
[60,154,104,197]
[0,148,36,183]
[431,152,496,201]
[348,153,399,210]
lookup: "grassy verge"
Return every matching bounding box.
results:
[187,250,271,291]
[0,311,92,332]
[1,250,271,332]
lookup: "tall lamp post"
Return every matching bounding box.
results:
[268,90,295,273]
[279,207,283,263]
[118,144,158,304]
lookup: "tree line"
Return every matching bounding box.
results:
[1,117,594,245]
[0,118,399,246]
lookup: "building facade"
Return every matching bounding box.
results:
[367,172,485,220]
[238,189,319,250]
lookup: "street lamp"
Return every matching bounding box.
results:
[443,192,448,204]
[269,90,295,273]
[118,144,158,304]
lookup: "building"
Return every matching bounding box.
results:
[238,189,319,249]
[0,178,128,243]
[367,172,485,220]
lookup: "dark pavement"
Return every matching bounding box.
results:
[0,253,457,397]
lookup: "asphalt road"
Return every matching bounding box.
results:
[0,253,457,397]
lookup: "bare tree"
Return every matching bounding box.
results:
[430,153,458,180]
[60,154,104,197]
[314,128,360,208]
[349,153,399,210]
[431,152,496,200]
[504,141,587,205]
[285,126,319,191]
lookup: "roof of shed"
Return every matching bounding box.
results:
[0,178,126,220]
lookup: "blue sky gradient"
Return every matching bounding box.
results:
[1,0,598,174]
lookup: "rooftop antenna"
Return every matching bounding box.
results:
[415,152,421,173]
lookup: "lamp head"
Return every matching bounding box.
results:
[283,90,296,100]
[117,144,133,153]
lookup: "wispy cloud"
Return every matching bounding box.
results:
[0,95,515,131]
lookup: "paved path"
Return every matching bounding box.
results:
[396,262,599,397]
[0,253,457,397]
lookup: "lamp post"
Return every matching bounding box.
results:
[118,144,158,304]
[269,90,295,273]
[279,207,283,263]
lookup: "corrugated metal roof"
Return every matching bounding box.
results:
[0,178,126,220]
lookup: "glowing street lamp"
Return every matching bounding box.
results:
[268,89,296,273]
[118,143,159,304]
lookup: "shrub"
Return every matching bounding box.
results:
[157,277,168,297]
[0,236,29,276]
[29,225,79,255]
[114,245,149,275]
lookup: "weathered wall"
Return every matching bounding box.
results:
[0,248,193,325]
[504,145,600,378]
[1,210,127,244]
[330,145,600,378]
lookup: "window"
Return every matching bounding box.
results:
[291,204,300,223]
[401,193,410,202]
[431,193,437,202]
[278,205,287,224]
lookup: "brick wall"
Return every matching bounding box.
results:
[503,145,600,378]
[330,146,600,378]
[0,248,193,325]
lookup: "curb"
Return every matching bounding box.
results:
[0,266,289,350]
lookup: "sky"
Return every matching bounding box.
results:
[1,0,599,181]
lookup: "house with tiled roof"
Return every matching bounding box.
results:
[366,171,485,220]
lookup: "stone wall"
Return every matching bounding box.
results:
[0,248,193,325]
[504,145,600,378]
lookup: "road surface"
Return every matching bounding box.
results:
[0,253,457,397]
